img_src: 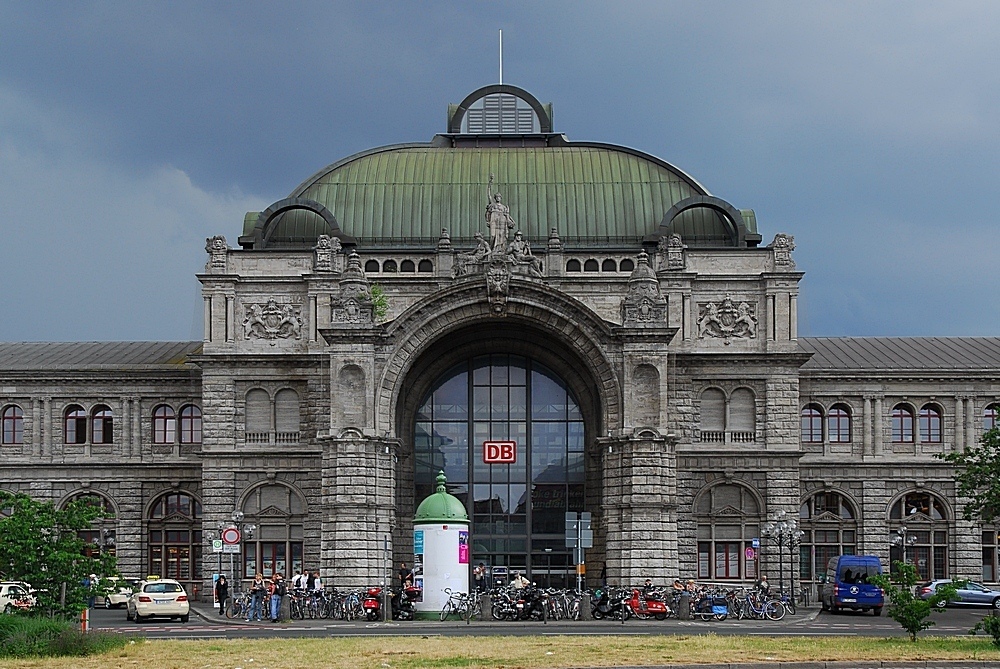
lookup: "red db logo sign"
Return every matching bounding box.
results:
[483,440,517,464]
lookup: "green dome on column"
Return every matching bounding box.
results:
[414,471,469,524]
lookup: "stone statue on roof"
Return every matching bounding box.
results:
[485,173,516,254]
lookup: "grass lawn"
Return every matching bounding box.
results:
[4,634,999,668]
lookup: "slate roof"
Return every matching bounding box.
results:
[799,337,1000,372]
[0,342,202,371]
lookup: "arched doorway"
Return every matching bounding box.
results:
[413,353,585,586]
[889,491,949,580]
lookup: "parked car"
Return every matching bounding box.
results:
[0,582,36,614]
[917,580,1000,608]
[97,577,140,609]
[125,578,190,623]
[819,555,884,615]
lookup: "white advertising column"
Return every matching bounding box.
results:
[412,472,470,613]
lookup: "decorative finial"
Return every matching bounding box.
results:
[435,471,447,494]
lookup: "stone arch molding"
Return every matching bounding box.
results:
[236,479,308,517]
[374,280,623,438]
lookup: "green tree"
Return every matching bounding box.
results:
[0,492,118,617]
[370,283,389,322]
[870,561,956,642]
[937,426,1000,522]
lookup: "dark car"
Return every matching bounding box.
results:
[917,580,1000,609]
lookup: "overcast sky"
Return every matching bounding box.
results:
[1,1,997,342]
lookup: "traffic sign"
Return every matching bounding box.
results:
[212,539,224,553]
[751,537,760,549]
[222,527,241,544]
[745,547,756,560]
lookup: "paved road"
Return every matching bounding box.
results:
[87,602,995,640]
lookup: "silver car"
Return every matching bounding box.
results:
[917,580,1000,608]
[126,578,190,623]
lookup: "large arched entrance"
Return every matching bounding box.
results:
[413,353,586,587]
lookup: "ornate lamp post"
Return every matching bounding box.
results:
[891,525,917,569]
[762,510,803,601]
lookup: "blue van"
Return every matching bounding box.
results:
[819,555,884,615]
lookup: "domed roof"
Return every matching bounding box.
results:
[414,471,469,525]
[240,85,758,251]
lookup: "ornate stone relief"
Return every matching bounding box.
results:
[657,233,685,271]
[547,227,563,252]
[621,252,667,324]
[204,235,228,272]
[242,299,303,340]
[313,234,341,272]
[486,257,511,315]
[697,295,758,342]
[770,233,795,268]
[437,227,452,251]
[330,252,375,324]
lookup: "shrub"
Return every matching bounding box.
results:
[0,615,132,658]
[971,612,1000,647]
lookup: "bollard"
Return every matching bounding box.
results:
[81,607,90,632]
[678,591,691,620]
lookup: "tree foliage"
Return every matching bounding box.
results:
[0,492,118,617]
[871,561,956,642]
[370,283,389,322]
[937,426,1000,523]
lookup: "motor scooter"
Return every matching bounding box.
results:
[362,586,384,621]
[626,588,671,620]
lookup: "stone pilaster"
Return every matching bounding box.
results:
[600,431,678,585]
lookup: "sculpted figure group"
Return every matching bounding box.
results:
[455,174,542,278]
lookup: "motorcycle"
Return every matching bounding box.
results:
[362,585,421,621]
[590,586,628,620]
[626,588,672,620]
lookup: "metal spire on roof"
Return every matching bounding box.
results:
[499,29,503,84]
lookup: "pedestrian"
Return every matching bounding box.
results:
[306,569,316,592]
[754,574,770,596]
[292,569,304,591]
[473,563,486,593]
[311,570,323,593]
[248,573,266,621]
[398,562,413,588]
[269,573,285,622]
[215,575,229,616]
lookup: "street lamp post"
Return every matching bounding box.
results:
[231,511,244,587]
[892,525,917,569]
[762,510,803,603]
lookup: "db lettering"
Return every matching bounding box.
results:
[483,441,516,464]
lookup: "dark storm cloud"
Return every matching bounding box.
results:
[1,1,997,340]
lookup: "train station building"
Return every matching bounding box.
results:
[2,84,999,596]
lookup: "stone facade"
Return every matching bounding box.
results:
[1,84,998,599]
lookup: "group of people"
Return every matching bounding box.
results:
[212,569,324,622]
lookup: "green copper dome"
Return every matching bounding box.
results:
[414,471,469,525]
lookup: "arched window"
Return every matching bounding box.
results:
[583,259,599,272]
[695,483,762,580]
[417,259,433,272]
[729,388,756,442]
[364,259,380,273]
[801,405,823,443]
[601,259,617,272]
[799,491,857,581]
[984,404,999,432]
[383,259,397,273]
[274,389,300,443]
[65,492,117,558]
[153,405,176,444]
[565,259,581,272]
[919,405,942,443]
[65,405,87,444]
[179,405,202,444]
[240,483,306,579]
[828,404,852,443]
[148,492,202,583]
[400,259,415,272]
[619,258,635,272]
[891,405,915,443]
[889,492,948,580]
[245,389,271,442]
[698,389,726,442]
[1,406,23,445]
[92,405,114,444]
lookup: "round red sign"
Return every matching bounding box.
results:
[221,527,241,544]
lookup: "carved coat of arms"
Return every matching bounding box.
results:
[243,300,303,340]
[697,296,757,342]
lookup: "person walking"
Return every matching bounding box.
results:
[269,573,286,622]
[214,575,229,616]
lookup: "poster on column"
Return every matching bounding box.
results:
[458,530,469,564]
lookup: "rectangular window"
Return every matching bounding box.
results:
[698,542,710,579]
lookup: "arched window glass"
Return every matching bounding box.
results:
[179,405,202,444]
[1,406,23,445]
[889,492,948,580]
[919,405,942,443]
[383,259,397,273]
[601,259,616,272]
[729,388,755,441]
[699,389,725,442]
[65,405,87,444]
[400,259,415,272]
[583,259,599,272]
[148,492,202,585]
[828,405,852,443]
[417,259,433,272]
[274,389,300,442]
[153,405,176,444]
[984,404,999,432]
[364,259,380,273]
[799,491,857,581]
[892,405,914,443]
[66,492,117,557]
[619,259,635,272]
[565,259,581,272]
[92,405,114,444]
[695,483,761,580]
[245,389,271,435]
[801,405,823,443]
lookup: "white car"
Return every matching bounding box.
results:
[0,582,36,614]
[97,577,140,609]
[125,579,190,623]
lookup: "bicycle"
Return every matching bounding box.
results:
[225,590,252,620]
[778,591,796,615]
[439,588,474,621]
